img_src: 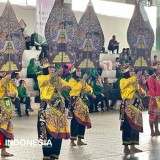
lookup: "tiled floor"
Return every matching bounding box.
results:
[2,111,160,160]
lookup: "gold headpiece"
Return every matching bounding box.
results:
[121,67,130,73]
[40,58,50,68]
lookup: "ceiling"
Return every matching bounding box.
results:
[0,0,159,7]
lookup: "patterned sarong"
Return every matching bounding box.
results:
[37,99,70,142]
[124,98,143,133]
[148,97,160,122]
[46,98,70,139]
[70,96,91,129]
[0,97,14,140]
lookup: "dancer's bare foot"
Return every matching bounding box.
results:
[77,141,87,146]
[130,147,142,154]
[124,148,130,154]
[70,142,77,146]
[155,131,160,136]
[1,150,14,157]
[151,132,156,137]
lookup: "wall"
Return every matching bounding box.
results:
[0,2,130,51]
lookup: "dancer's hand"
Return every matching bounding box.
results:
[82,74,88,80]
[7,92,16,97]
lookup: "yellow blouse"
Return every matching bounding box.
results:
[120,76,137,100]
[69,78,93,97]
[37,74,70,100]
[0,80,18,99]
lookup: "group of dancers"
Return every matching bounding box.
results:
[0,57,160,159]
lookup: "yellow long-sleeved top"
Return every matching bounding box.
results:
[120,76,137,100]
[37,74,70,100]
[0,79,18,99]
[69,78,93,97]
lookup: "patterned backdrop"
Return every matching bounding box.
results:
[0,1,25,72]
[75,1,104,69]
[127,2,154,67]
[45,0,78,65]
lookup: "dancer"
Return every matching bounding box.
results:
[120,67,145,154]
[148,64,160,137]
[0,71,18,157]
[37,58,71,160]
[69,68,92,146]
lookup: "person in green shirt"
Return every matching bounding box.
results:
[93,79,109,112]
[17,80,34,116]
[27,58,41,82]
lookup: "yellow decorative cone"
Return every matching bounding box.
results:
[1,61,18,71]
[53,52,70,63]
[135,57,147,67]
[79,59,94,68]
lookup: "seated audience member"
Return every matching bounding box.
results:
[97,68,102,76]
[152,55,158,66]
[13,72,20,87]
[87,68,99,81]
[103,77,116,110]
[25,36,31,50]
[108,35,119,54]
[11,72,20,87]
[31,33,40,50]
[93,79,109,112]
[9,77,22,117]
[126,48,132,63]
[18,80,34,116]
[114,57,121,78]
[120,52,130,65]
[27,58,41,81]
[119,48,127,59]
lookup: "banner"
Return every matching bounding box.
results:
[35,0,55,44]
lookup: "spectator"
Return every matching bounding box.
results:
[14,73,20,87]
[103,77,116,110]
[9,77,22,117]
[93,79,109,112]
[25,36,31,50]
[17,80,34,116]
[152,55,158,66]
[114,57,121,78]
[31,33,40,50]
[27,58,41,82]
[108,35,119,54]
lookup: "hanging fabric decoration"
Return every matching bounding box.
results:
[35,0,55,44]
[45,0,78,65]
[75,0,104,70]
[127,1,154,68]
[0,1,25,72]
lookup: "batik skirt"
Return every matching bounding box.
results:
[148,97,160,123]
[0,97,14,141]
[70,96,91,129]
[37,99,70,144]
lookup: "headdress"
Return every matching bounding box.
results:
[121,67,130,73]
[40,58,50,68]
